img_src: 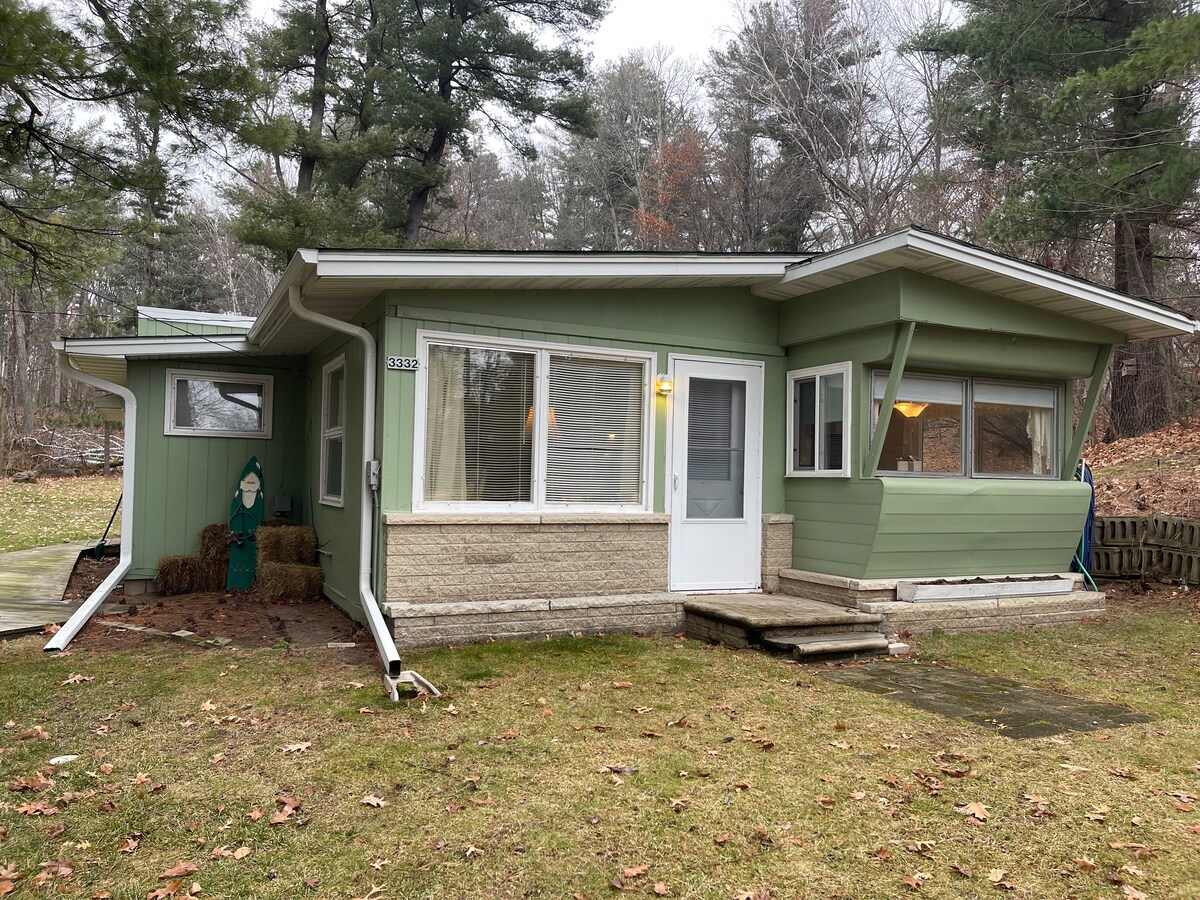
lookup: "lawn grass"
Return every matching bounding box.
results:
[0,475,122,553]
[2,605,1198,899]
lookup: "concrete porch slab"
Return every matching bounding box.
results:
[683,594,883,629]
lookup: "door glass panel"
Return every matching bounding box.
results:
[686,378,745,519]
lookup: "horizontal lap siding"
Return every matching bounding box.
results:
[784,480,882,577]
[864,479,1091,577]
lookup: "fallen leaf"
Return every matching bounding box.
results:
[621,866,648,878]
[117,837,140,854]
[280,742,311,754]
[61,674,95,685]
[1074,857,1096,871]
[361,795,388,808]
[611,681,633,689]
[158,861,199,879]
[199,700,217,712]
[232,846,251,860]
[1123,888,1149,900]
[653,883,670,896]
[955,801,990,822]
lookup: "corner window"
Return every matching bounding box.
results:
[320,356,346,506]
[872,372,1058,478]
[787,362,851,477]
[417,335,653,510]
[165,369,272,438]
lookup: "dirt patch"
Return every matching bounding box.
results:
[63,553,123,601]
[1099,579,1200,620]
[75,589,373,656]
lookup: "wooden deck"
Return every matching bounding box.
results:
[0,542,88,638]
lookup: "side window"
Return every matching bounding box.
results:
[872,373,966,474]
[321,356,346,506]
[787,363,851,477]
[165,370,272,438]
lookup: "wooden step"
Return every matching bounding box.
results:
[763,631,889,659]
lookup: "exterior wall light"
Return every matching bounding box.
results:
[893,401,929,418]
[656,374,673,395]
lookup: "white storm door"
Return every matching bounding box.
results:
[668,357,763,592]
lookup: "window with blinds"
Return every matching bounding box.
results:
[421,338,650,509]
[545,355,646,504]
[424,345,535,502]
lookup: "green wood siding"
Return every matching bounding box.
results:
[780,273,1109,579]
[125,358,308,580]
[136,320,251,337]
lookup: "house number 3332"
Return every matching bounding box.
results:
[387,356,420,371]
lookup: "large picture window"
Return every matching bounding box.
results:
[417,335,653,510]
[786,362,851,477]
[165,369,272,438]
[320,355,346,506]
[872,372,1058,478]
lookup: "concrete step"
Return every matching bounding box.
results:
[763,631,889,659]
[763,621,883,638]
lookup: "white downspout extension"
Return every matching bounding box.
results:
[45,352,135,652]
[287,286,439,700]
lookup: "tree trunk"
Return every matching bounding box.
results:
[296,0,332,199]
[1109,216,1170,438]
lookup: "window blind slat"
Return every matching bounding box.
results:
[545,355,645,504]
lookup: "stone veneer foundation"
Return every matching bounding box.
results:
[382,512,794,648]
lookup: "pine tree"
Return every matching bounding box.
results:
[911,2,1200,437]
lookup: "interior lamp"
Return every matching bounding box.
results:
[655,374,673,395]
[893,401,929,418]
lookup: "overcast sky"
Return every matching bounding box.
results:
[247,0,741,63]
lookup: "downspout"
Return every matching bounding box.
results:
[286,286,439,700]
[45,352,134,652]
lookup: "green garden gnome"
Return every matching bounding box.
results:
[226,456,265,590]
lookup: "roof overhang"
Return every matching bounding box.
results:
[54,336,261,387]
[754,228,1195,340]
[250,249,813,354]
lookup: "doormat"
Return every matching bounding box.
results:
[819,662,1152,739]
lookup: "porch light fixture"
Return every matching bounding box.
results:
[655,374,673,395]
[893,401,929,418]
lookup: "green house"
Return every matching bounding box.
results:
[53,228,1196,684]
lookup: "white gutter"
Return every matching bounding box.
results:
[45,352,135,652]
[286,286,439,700]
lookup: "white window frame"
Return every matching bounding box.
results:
[785,361,853,478]
[412,330,656,513]
[164,368,273,439]
[869,371,1061,480]
[320,354,347,507]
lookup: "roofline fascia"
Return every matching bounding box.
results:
[775,228,1197,336]
[248,248,320,347]
[60,335,257,358]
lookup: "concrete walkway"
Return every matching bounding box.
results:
[0,542,88,637]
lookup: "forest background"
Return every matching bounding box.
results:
[3,0,1200,471]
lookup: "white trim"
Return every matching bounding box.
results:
[785,361,853,478]
[164,368,274,439]
[62,336,257,357]
[319,354,347,507]
[411,330,657,514]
